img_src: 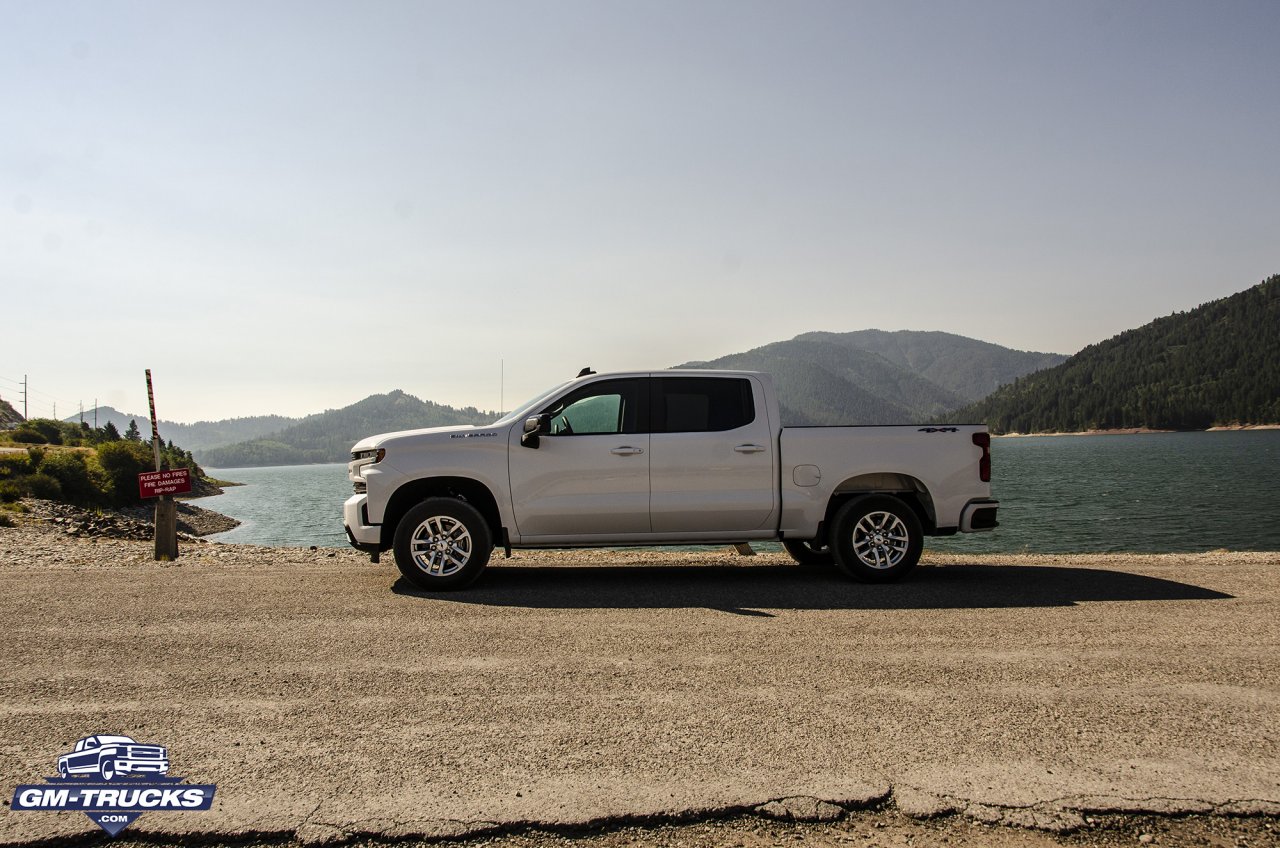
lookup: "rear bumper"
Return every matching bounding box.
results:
[959,498,1000,532]
[343,494,381,551]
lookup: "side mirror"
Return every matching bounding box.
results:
[520,414,551,449]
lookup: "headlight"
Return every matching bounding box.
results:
[352,448,385,463]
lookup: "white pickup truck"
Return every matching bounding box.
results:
[344,370,998,589]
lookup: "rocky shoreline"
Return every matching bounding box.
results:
[11,497,240,542]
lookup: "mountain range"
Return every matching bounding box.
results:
[62,407,299,452]
[680,331,1066,425]
[31,274,1277,467]
[194,330,1062,466]
[198,391,495,467]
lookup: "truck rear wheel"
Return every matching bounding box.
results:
[830,495,922,582]
[393,498,492,590]
[782,538,833,566]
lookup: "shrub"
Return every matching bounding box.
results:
[24,419,64,445]
[27,446,46,467]
[96,440,155,504]
[37,451,100,505]
[0,480,22,502]
[0,454,33,479]
[22,473,62,500]
[11,428,47,444]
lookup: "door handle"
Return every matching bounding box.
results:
[611,446,645,456]
[734,444,766,454]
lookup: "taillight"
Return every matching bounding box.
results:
[972,432,991,482]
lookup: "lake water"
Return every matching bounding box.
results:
[203,463,351,548]
[205,430,1280,553]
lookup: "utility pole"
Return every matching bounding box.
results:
[94,399,98,429]
[79,401,84,426]
[22,375,27,420]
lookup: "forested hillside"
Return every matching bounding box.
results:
[199,391,494,467]
[943,275,1280,432]
[1,417,213,507]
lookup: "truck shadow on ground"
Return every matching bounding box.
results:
[391,563,1234,612]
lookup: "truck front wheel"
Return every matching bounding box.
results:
[830,495,922,582]
[393,498,492,590]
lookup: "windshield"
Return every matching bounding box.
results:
[490,380,574,427]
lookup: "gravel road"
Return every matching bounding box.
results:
[1,516,1277,846]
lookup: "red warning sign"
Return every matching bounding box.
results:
[138,468,192,499]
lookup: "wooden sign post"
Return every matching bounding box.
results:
[146,369,179,561]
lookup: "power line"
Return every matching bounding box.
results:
[28,386,75,405]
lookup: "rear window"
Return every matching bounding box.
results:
[653,377,755,433]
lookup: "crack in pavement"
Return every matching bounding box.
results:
[3,786,1277,847]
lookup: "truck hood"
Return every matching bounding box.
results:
[349,424,497,453]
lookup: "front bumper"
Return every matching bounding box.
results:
[343,494,381,550]
[116,760,170,776]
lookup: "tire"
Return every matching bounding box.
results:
[782,538,833,566]
[393,498,492,590]
[830,495,923,583]
[100,758,116,781]
[58,761,68,778]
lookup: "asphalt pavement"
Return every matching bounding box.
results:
[1,532,1277,845]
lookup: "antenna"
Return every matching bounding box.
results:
[501,359,504,416]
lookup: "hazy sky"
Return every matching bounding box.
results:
[3,0,1278,423]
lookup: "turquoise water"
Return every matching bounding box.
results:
[203,463,350,547]
[205,430,1280,553]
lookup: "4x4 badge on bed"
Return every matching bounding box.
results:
[9,734,217,837]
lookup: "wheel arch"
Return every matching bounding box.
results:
[824,472,936,533]
[381,476,503,550]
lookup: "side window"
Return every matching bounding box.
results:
[542,379,643,436]
[653,377,755,433]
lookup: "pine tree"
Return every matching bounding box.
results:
[124,419,141,441]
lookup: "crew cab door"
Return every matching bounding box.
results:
[649,375,778,533]
[508,377,651,537]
